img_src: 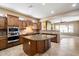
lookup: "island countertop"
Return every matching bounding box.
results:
[21,34,55,41]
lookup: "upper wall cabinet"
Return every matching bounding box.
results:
[25,17,34,26]
[26,20,33,26]
[7,14,19,27]
[19,20,27,30]
[19,20,23,30]
[32,21,41,32]
[0,16,7,29]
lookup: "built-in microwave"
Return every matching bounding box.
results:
[7,26,19,43]
[7,27,19,32]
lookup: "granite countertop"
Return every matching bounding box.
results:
[20,30,60,36]
[22,34,55,41]
[39,30,60,34]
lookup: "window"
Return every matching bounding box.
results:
[69,25,74,33]
[60,25,68,33]
[55,25,60,30]
[47,22,51,30]
[41,21,47,30]
[51,24,55,30]
[55,24,74,33]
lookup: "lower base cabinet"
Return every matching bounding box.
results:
[0,37,8,50]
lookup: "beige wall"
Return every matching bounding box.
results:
[0,7,26,17]
[0,7,38,21]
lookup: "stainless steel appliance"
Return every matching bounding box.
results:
[7,27,19,43]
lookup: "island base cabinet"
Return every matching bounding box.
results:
[23,39,37,56]
[23,38,51,56]
[48,39,51,48]
[45,39,51,51]
[37,40,45,53]
[36,40,51,54]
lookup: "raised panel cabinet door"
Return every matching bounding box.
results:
[23,21,26,28]
[19,20,23,29]
[7,15,14,26]
[7,14,19,26]
[0,16,7,29]
[37,40,45,53]
[0,37,8,49]
[14,17,19,26]
[19,20,21,29]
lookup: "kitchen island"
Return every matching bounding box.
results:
[21,34,55,56]
[20,30,60,43]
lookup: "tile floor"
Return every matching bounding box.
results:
[0,35,79,56]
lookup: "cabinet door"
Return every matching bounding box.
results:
[14,17,19,26]
[19,20,23,30]
[26,20,33,26]
[0,37,8,49]
[19,20,26,30]
[0,16,7,29]
[22,21,26,28]
[7,14,19,26]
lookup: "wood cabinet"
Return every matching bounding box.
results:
[22,21,26,28]
[37,40,45,53]
[33,22,41,32]
[7,14,19,26]
[23,40,37,55]
[19,17,35,30]
[19,20,23,29]
[23,39,51,56]
[0,16,7,29]
[0,37,8,50]
[22,34,51,56]
[19,20,33,30]
[19,20,26,30]
[26,20,33,26]
[19,35,24,44]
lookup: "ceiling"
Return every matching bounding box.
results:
[0,3,79,18]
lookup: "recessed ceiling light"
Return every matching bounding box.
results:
[28,5,33,8]
[72,3,77,7]
[51,11,54,14]
[42,3,46,6]
[29,9,32,13]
